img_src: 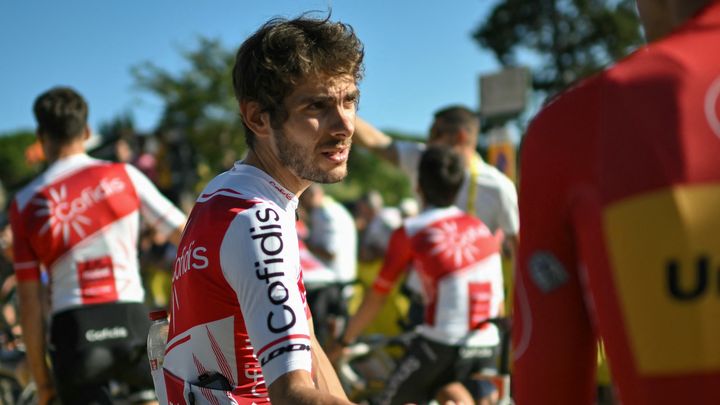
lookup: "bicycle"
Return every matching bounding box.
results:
[0,272,35,405]
[336,317,513,405]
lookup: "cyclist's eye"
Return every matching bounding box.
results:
[344,94,359,108]
[307,101,326,111]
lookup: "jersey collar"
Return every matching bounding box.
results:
[231,161,299,212]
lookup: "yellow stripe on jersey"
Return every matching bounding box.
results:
[604,184,720,375]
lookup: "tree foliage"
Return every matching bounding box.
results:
[132,37,243,190]
[133,37,412,204]
[0,131,42,196]
[473,0,643,95]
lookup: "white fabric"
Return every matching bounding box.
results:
[12,154,185,314]
[404,207,504,347]
[308,196,357,284]
[362,206,403,254]
[164,162,312,394]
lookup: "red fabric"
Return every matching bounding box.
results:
[513,3,720,404]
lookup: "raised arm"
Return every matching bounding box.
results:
[353,117,399,165]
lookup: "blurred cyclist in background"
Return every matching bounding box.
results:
[10,87,186,405]
[513,0,720,403]
[335,146,505,405]
[300,184,358,346]
[353,106,518,257]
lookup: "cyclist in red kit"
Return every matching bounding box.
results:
[513,1,720,404]
[162,15,363,405]
[11,87,186,405]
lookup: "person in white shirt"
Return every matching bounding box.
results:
[11,87,186,405]
[300,184,358,345]
[354,105,518,254]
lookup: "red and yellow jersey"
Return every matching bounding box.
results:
[513,3,720,404]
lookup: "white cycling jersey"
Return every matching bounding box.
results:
[163,162,313,404]
[373,206,504,347]
[10,154,186,314]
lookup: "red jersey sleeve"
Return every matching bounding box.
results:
[9,200,42,282]
[372,227,413,295]
[513,80,600,404]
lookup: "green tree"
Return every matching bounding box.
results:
[132,37,242,193]
[474,0,643,95]
[132,37,413,204]
[98,113,136,142]
[0,130,42,195]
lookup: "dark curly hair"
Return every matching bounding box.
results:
[232,14,365,149]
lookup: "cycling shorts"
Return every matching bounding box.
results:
[376,335,498,405]
[49,302,156,404]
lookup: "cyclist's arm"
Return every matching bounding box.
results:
[268,369,354,405]
[125,163,187,245]
[340,227,413,345]
[354,117,399,165]
[17,280,55,405]
[341,288,388,344]
[223,207,352,405]
[309,321,348,398]
[269,319,353,405]
[513,93,597,404]
[9,202,56,404]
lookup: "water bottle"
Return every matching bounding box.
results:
[147,309,169,405]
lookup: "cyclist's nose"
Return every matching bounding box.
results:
[328,105,355,139]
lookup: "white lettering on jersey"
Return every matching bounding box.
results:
[427,222,493,267]
[85,326,129,342]
[173,241,209,282]
[36,177,126,244]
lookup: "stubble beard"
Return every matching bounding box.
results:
[274,129,349,184]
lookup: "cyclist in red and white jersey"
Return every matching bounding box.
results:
[10,87,186,405]
[162,15,363,405]
[514,1,720,403]
[336,146,505,405]
[353,107,518,253]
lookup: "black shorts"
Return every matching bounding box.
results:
[49,302,156,404]
[375,335,498,405]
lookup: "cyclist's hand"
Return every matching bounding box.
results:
[38,385,58,405]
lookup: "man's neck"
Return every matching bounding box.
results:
[44,142,86,165]
[243,148,309,196]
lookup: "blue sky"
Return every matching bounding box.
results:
[0,0,504,138]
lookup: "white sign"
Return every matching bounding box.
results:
[479,67,530,118]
